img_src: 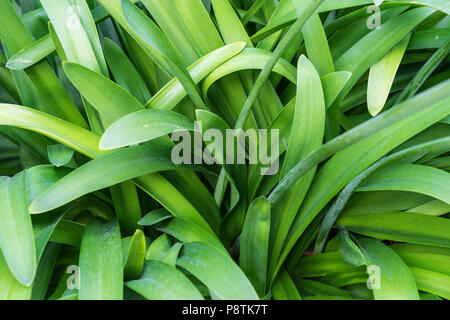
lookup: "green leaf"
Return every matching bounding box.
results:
[409,267,450,299]
[40,0,101,73]
[367,33,411,116]
[146,41,246,110]
[357,236,420,300]
[138,208,172,226]
[396,252,450,275]
[79,219,123,300]
[47,144,75,167]
[99,109,194,150]
[293,0,334,76]
[63,61,144,126]
[0,172,36,286]
[26,165,72,204]
[409,28,450,49]
[177,242,259,300]
[357,164,450,204]
[29,144,202,212]
[314,137,450,253]
[240,197,271,297]
[271,268,302,300]
[337,211,450,248]
[396,38,450,103]
[123,229,146,280]
[0,103,104,158]
[295,279,353,298]
[103,37,151,104]
[30,144,215,235]
[201,48,297,98]
[338,230,365,267]
[146,234,172,261]
[121,0,206,109]
[408,200,450,216]
[271,80,450,277]
[269,55,326,281]
[0,0,88,128]
[6,35,54,71]
[126,260,204,300]
[49,219,84,247]
[162,242,183,267]
[321,71,352,110]
[0,250,32,300]
[31,242,60,300]
[335,7,436,98]
[155,217,226,254]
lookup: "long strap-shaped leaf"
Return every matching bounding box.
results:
[0,251,32,300]
[240,197,271,297]
[40,0,101,73]
[314,137,450,253]
[0,172,36,286]
[123,229,146,280]
[357,237,420,300]
[269,55,326,282]
[79,219,123,300]
[62,61,144,126]
[103,38,151,104]
[367,33,411,116]
[126,260,204,300]
[177,242,259,300]
[0,104,103,158]
[99,109,194,150]
[396,38,450,103]
[294,0,334,76]
[357,164,450,203]
[6,36,54,71]
[5,4,112,70]
[337,212,450,247]
[28,144,213,231]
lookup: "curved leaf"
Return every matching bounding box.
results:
[367,33,411,116]
[0,251,32,300]
[63,61,144,125]
[79,219,123,300]
[6,35,54,71]
[337,211,450,248]
[123,229,146,280]
[177,242,259,300]
[155,217,226,254]
[0,172,36,286]
[29,144,202,213]
[357,236,420,300]
[103,37,151,104]
[126,260,204,300]
[357,164,450,204]
[145,41,247,110]
[0,104,104,158]
[201,48,297,97]
[99,109,194,150]
[240,197,271,297]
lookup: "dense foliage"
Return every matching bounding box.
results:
[0,0,449,300]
